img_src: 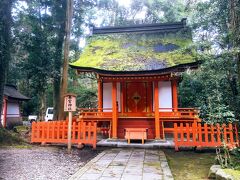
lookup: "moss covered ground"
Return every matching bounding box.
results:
[223,169,240,179]
[0,127,29,147]
[164,149,215,180]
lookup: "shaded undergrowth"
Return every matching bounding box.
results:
[0,128,29,147]
[164,149,215,180]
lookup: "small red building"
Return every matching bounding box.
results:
[70,19,201,140]
[1,84,30,128]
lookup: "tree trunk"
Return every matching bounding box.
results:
[39,91,46,121]
[52,0,66,120]
[0,0,12,127]
[53,26,65,120]
[229,0,240,85]
[58,0,74,120]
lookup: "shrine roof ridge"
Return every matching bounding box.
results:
[92,18,187,35]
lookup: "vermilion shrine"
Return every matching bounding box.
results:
[70,19,201,140]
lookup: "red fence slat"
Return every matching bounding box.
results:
[31,120,97,149]
[174,122,239,151]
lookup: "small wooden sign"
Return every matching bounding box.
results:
[64,93,76,112]
[64,93,77,153]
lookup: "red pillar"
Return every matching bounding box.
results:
[147,82,153,112]
[3,97,7,128]
[120,82,125,113]
[112,82,117,138]
[154,81,160,139]
[97,80,103,109]
[172,79,178,111]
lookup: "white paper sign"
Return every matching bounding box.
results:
[64,95,76,112]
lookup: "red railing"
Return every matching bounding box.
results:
[78,107,198,119]
[159,108,199,118]
[174,122,239,151]
[79,108,113,119]
[31,121,97,149]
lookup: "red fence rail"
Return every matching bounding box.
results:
[31,121,97,149]
[174,122,239,151]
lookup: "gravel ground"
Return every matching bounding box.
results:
[0,146,101,180]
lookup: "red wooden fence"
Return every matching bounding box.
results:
[174,122,239,151]
[31,121,97,149]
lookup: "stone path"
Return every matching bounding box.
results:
[69,148,173,180]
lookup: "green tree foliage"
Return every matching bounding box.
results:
[0,0,13,126]
[8,0,96,117]
[68,84,97,108]
[143,0,186,23]
[4,0,240,125]
[178,0,240,124]
[95,0,187,26]
[10,0,58,119]
[179,52,238,124]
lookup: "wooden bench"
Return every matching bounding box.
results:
[124,128,147,144]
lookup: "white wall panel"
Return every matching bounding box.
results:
[7,102,20,117]
[1,105,4,125]
[103,83,112,112]
[103,82,121,112]
[159,81,172,111]
[117,83,121,112]
[153,81,172,111]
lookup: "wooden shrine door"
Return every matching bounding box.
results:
[126,82,148,112]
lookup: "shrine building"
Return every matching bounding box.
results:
[70,19,201,140]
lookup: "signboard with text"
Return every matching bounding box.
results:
[64,94,76,112]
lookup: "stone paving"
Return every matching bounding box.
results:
[69,148,173,180]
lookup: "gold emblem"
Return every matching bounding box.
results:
[132,92,141,104]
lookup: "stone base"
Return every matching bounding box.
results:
[208,165,234,180]
[97,138,174,148]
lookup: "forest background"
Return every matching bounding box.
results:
[0,0,240,124]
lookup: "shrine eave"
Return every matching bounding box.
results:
[70,61,201,77]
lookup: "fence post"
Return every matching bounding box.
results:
[198,123,202,146]
[186,123,190,143]
[204,124,208,145]
[36,122,40,142]
[229,124,233,144]
[234,124,239,146]
[192,122,196,146]
[223,124,227,143]
[47,122,50,141]
[57,121,60,141]
[31,122,36,143]
[72,121,76,143]
[210,124,214,146]
[41,122,46,145]
[180,123,184,143]
[68,111,73,153]
[78,122,81,142]
[83,122,86,141]
[216,123,221,145]
[93,122,97,149]
[174,123,179,151]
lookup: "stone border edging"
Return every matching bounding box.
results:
[159,151,174,179]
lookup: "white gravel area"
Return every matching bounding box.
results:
[0,146,100,180]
